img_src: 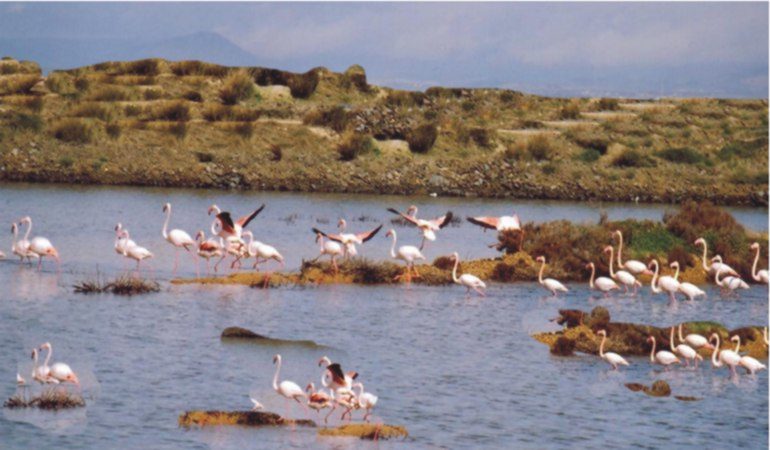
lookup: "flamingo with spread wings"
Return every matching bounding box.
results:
[387,206,453,250]
[312,221,382,259]
[208,204,265,241]
[466,213,524,251]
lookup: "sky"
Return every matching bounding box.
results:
[0,2,767,98]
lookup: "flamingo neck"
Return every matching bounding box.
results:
[732,338,740,353]
[752,246,761,281]
[538,260,545,284]
[354,382,364,398]
[388,232,397,258]
[650,262,661,293]
[11,225,17,246]
[210,217,219,237]
[43,345,52,367]
[616,233,624,266]
[669,328,676,352]
[678,324,685,344]
[272,357,281,391]
[607,248,615,277]
[711,335,721,367]
[699,242,709,271]
[715,267,724,286]
[23,219,32,241]
[162,207,171,239]
[588,265,595,289]
[649,337,656,362]
[599,333,606,357]
[452,256,460,283]
[672,264,680,281]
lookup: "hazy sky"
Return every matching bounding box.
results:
[0,2,767,97]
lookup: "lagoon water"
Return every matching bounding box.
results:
[0,183,767,449]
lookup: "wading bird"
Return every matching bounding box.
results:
[713,256,749,294]
[586,262,618,296]
[677,324,713,351]
[466,213,524,251]
[242,231,284,271]
[250,397,263,411]
[114,223,136,255]
[162,203,196,274]
[306,382,332,415]
[535,256,568,296]
[647,335,680,369]
[313,233,343,275]
[730,335,766,375]
[750,242,768,284]
[318,356,358,392]
[31,348,56,385]
[451,252,486,297]
[11,221,37,264]
[353,382,378,422]
[195,230,223,275]
[694,237,738,277]
[604,245,641,294]
[669,327,701,368]
[387,206,453,250]
[648,259,680,301]
[119,230,153,276]
[272,354,306,418]
[39,342,79,385]
[710,333,741,376]
[611,230,651,275]
[19,216,59,271]
[208,204,265,241]
[385,229,425,284]
[669,261,705,301]
[596,330,629,370]
[313,220,382,259]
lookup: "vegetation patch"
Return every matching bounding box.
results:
[50,118,94,143]
[73,275,160,295]
[656,147,705,164]
[407,123,438,153]
[179,410,315,428]
[337,132,375,161]
[319,424,409,440]
[611,149,656,168]
[219,70,255,105]
[5,390,86,410]
[0,74,40,95]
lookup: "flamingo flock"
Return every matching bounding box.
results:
[18,342,80,388]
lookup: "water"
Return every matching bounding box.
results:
[0,183,767,449]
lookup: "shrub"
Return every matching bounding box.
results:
[302,106,350,133]
[219,70,255,105]
[491,262,516,282]
[433,256,454,271]
[270,144,282,161]
[105,122,121,139]
[571,133,609,154]
[195,152,214,163]
[559,101,581,120]
[499,90,519,103]
[717,138,766,159]
[8,112,43,131]
[202,104,260,122]
[124,104,142,117]
[45,72,75,94]
[17,96,44,112]
[231,122,254,139]
[0,74,40,95]
[577,148,602,163]
[469,127,494,148]
[527,135,555,161]
[74,77,90,92]
[667,245,692,268]
[87,86,132,101]
[149,101,190,121]
[502,142,527,161]
[542,162,558,174]
[170,60,229,77]
[58,156,75,168]
[385,90,426,107]
[343,64,368,92]
[461,100,476,112]
[287,70,319,99]
[143,89,163,100]
[406,123,438,153]
[182,90,203,102]
[337,132,374,161]
[597,98,619,111]
[122,59,160,76]
[51,119,94,143]
[611,149,655,168]
[69,103,113,121]
[656,147,704,164]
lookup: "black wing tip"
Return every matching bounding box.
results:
[386,208,400,215]
[312,227,326,236]
[440,211,454,228]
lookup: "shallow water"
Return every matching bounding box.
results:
[0,183,767,449]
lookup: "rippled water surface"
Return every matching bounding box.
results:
[0,183,767,449]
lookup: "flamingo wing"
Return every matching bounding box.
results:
[312,227,346,244]
[326,363,346,386]
[429,211,454,229]
[236,204,266,228]
[387,208,420,226]
[467,216,499,230]
[216,212,236,234]
[355,224,383,243]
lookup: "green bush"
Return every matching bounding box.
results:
[611,149,656,168]
[105,122,121,139]
[542,162,558,174]
[469,127,494,148]
[122,59,160,76]
[571,134,609,154]
[337,132,374,161]
[0,74,40,95]
[170,60,229,77]
[656,147,705,164]
[74,77,90,92]
[343,64,368,92]
[51,119,94,143]
[577,148,602,163]
[407,123,438,153]
[143,89,163,100]
[219,70,255,105]
[182,90,203,102]
[45,72,75,94]
[202,104,260,122]
[87,86,132,101]
[718,138,766,159]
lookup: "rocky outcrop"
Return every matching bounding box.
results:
[220,327,323,348]
[178,410,315,427]
[318,423,408,440]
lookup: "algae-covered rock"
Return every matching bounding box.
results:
[318,423,408,440]
[179,410,316,428]
[550,336,576,356]
[674,396,702,402]
[624,383,645,392]
[644,380,671,397]
[221,327,267,339]
[586,307,610,330]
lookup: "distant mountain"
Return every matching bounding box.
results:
[0,31,258,73]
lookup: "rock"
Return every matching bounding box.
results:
[220,327,325,348]
[644,380,671,397]
[624,383,645,392]
[179,410,316,428]
[587,306,610,330]
[221,326,267,339]
[550,336,575,356]
[429,174,446,187]
[674,396,702,402]
[318,423,408,440]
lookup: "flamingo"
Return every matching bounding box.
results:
[11,220,37,264]
[713,256,749,294]
[208,204,265,241]
[119,230,153,276]
[585,262,618,296]
[604,245,641,294]
[162,203,196,274]
[16,373,25,386]
[30,347,57,385]
[387,206,453,250]
[352,382,378,422]
[312,220,382,260]
[195,230,223,275]
[669,327,702,368]
[385,229,425,284]
[730,335,767,375]
[611,230,651,275]
[114,223,136,256]
[669,261,705,301]
[694,238,738,277]
[647,335,680,369]
[250,397,264,411]
[535,256,568,296]
[596,330,629,370]
[648,259,680,301]
[271,354,307,418]
[678,323,713,351]
[318,356,358,392]
[313,232,343,275]
[710,333,741,376]
[39,342,79,385]
[20,216,59,271]
[306,382,332,415]
[326,387,357,423]
[242,231,284,271]
[466,213,524,251]
[451,252,486,297]
[750,242,768,284]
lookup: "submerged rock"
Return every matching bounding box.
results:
[318,423,408,440]
[220,327,324,348]
[644,380,671,397]
[178,410,316,428]
[221,327,268,339]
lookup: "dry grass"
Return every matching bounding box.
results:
[219,70,255,105]
[74,275,160,295]
[319,423,408,440]
[5,390,86,410]
[50,119,94,143]
[0,74,40,95]
[179,410,315,427]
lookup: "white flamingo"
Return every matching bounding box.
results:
[648,259,680,301]
[21,216,59,271]
[694,238,738,277]
[750,242,768,284]
[353,382,378,422]
[313,232,343,275]
[713,256,749,294]
[604,245,641,294]
[318,356,358,392]
[647,335,680,369]
[730,335,766,375]
[208,204,264,241]
[11,220,37,264]
[119,230,153,276]
[466,213,524,251]
[250,397,264,411]
[385,229,425,284]
[535,256,568,296]
[31,347,57,385]
[387,206,453,250]
[242,231,284,271]
[39,342,79,385]
[669,327,702,368]
[612,230,651,275]
[272,354,307,418]
[586,262,618,296]
[596,330,629,370]
[710,333,741,376]
[669,261,705,301]
[677,324,713,351]
[306,382,332,415]
[451,252,486,297]
[162,202,196,274]
[313,220,382,260]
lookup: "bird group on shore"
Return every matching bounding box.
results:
[595,324,767,377]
